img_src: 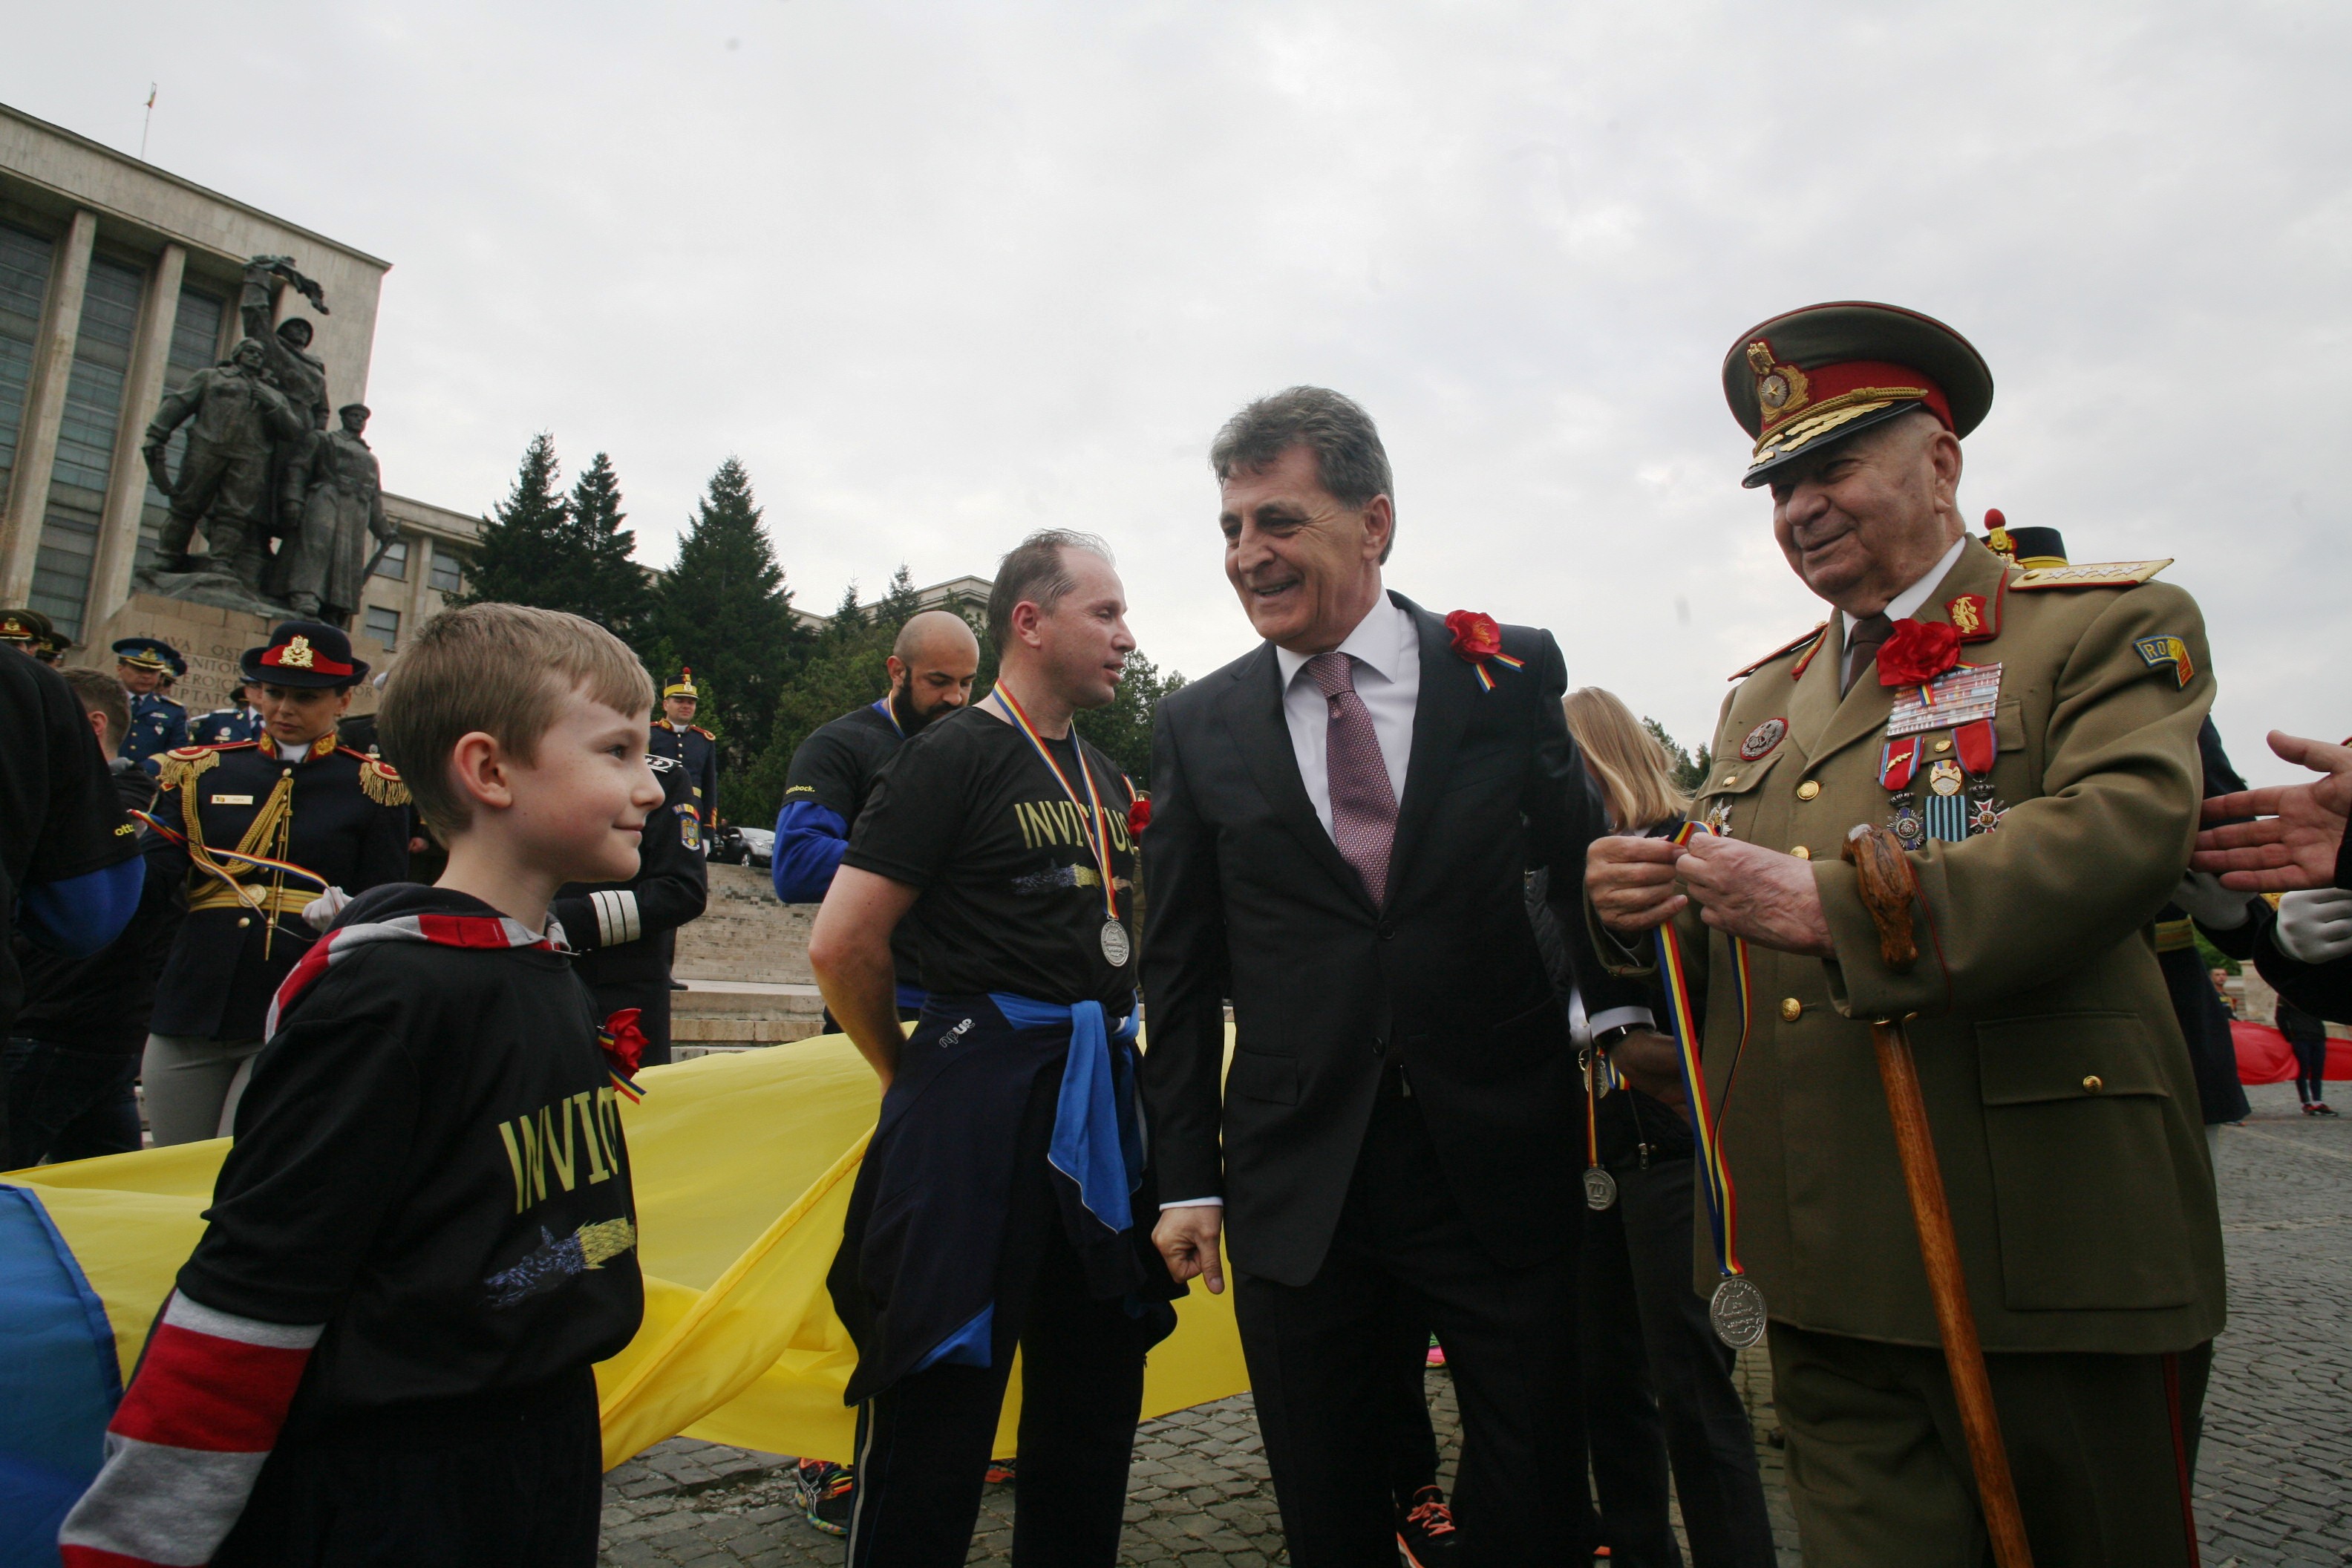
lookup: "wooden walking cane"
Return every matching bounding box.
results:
[1841,823,2035,1568]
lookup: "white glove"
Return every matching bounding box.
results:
[2275,886,2352,966]
[302,885,352,932]
[2171,870,2257,931]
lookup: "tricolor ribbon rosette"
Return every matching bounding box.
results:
[1445,609,1524,691]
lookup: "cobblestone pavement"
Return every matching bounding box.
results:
[601,1080,2347,1566]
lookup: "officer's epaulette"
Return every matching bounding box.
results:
[154,742,245,792]
[691,725,714,739]
[356,755,411,807]
[2008,558,2173,591]
[1728,621,1829,682]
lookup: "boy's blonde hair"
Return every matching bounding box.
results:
[380,604,656,836]
[1562,686,1693,833]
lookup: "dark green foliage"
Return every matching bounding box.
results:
[455,434,569,612]
[2195,930,2238,976]
[875,564,922,629]
[560,451,653,641]
[648,458,808,783]
[1076,649,1184,790]
[1644,716,1713,797]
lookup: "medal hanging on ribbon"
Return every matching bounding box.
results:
[991,685,1131,968]
[1582,1045,1617,1211]
[1659,820,1767,1348]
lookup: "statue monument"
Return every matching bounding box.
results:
[132,255,392,630]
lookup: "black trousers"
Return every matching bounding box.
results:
[1581,1156,1775,1568]
[1378,1298,1443,1505]
[214,1369,601,1568]
[845,1082,1151,1568]
[4,1038,143,1166]
[2291,1033,2328,1102]
[1235,1077,1590,1567]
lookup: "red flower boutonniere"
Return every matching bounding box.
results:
[1127,796,1152,837]
[600,1007,649,1101]
[1446,609,1525,691]
[1876,618,1963,687]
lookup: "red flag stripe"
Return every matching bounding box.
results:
[107,1323,313,1452]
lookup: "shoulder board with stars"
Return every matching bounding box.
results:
[357,756,411,807]
[2008,558,2173,591]
[1728,621,1829,682]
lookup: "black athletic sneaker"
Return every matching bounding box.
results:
[1395,1483,1459,1566]
[794,1458,855,1535]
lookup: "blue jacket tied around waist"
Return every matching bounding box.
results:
[828,994,1178,1405]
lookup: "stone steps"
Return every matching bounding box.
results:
[670,980,828,1060]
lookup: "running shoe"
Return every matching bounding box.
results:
[1425,1334,1447,1370]
[2316,1103,2342,1117]
[984,1456,1019,1484]
[1395,1483,1459,1566]
[793,1458,855,1535]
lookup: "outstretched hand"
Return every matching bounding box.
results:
[2192,731,2352,891]
[1675,833,1836,957]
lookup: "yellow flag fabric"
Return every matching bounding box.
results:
[8,1032,1248,1468]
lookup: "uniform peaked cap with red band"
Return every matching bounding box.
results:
[1722,301,1994,488]
[240,618,368,688]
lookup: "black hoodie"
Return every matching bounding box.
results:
[174,883,643,1425]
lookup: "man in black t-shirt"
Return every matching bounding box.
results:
[809,531,1177,1568]
[774,610,981,1017]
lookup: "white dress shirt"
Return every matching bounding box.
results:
[1160,594,1422,1213]
[1273,594,1420,838]
[1841,535,1967,645]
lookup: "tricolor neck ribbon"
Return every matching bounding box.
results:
[134,811,333,891]
[990,685,1119,923]
[1658,820,1756,1284]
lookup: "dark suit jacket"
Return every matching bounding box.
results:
[1140,592,1619,1286]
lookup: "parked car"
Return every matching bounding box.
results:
[738,827,774,869]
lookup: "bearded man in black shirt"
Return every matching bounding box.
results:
[811,530,1179,1568]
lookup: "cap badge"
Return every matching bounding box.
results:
[1738,717,1787,761]
[1745,339,1811,418]
[280,635,316,669]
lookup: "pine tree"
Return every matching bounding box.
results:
[875,564,922,629]
[650,457,804,782]
[561,451,653,641]
[457,434,569,610]
[823,581,866,649]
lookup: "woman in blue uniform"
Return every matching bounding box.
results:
[140,620,412,1144]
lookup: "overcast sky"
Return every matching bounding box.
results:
[8,2,2347,782]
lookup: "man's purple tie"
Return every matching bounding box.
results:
[1309,652,1396,906]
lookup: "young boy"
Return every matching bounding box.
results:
[62,604,664,1567]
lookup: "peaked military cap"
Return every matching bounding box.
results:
[114,636,186,675]
[241,619,368,688]
[1723,301,1994,487]
[1,608,54,646]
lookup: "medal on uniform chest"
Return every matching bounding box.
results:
[1657,820,1768,1348]
[1883,664,2006,844]
[1702,797,1734,837]
[990,685,1133,969]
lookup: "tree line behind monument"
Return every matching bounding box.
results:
[452,434,1186,814]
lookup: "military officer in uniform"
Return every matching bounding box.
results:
[187,679,267,747]
[0,608,55,659]
[140,620,411,1144]
[551,751,708,1066]
[113,638,189,772]
[650,667,719,831]
[1588,302,2224,1567]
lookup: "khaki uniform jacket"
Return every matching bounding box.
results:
[1609,537,2224,1356]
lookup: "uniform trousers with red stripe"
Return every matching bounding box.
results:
[1768,1322,2212,1568]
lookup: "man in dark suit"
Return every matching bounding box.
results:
[1141,386,1618,1567]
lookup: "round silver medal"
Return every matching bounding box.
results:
[1583,1166,1618,1211]
[1100,918,1131,967]
[1708,1276,1768,1349]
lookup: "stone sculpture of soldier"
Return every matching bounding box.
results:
[278,403,394,627]
[142,337,305,589]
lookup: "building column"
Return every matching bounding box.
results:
[405,532,434,629]
[0,209,97,607]
[88,242,184,625]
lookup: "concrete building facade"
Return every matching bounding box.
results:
[0,101,474,709]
